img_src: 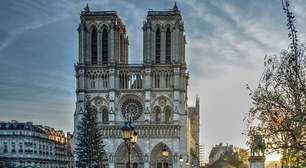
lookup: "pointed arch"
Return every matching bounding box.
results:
[155,28,161,64]
[102,28,108,64]
[115,142,144,168]
[150,142,173,168]
[91,27,98,64]
[166,27,171,64]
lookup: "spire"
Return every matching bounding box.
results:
[84,3,90,13]
[173,2,179,12]
[196,96,200,111]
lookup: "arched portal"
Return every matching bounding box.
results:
[115,142,144,168]
[150,143,173,168]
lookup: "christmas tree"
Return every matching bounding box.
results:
[76,100,107,168]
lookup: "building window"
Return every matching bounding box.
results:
[11,142,16,152]
[102,28,108,64]
[19,142,23,153]
[91,28,98,64]
[154,72,160,88]
[166,28,171,64]
[3,142,7,152]
[102,108,109,124]
[155,28,161,64]
[34,143,37,154]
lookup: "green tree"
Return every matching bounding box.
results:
[246,0,306,167]
[238,149,249,168]
[76,100,107,168]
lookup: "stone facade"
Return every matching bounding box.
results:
[208,143,237,164]
[74,3,199,168]
[0,120,74,168]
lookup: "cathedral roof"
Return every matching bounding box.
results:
[81,3,118,17]
[81,10,118,16]
[147,3,181,17]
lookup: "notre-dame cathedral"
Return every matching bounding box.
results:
[74,3,200,168]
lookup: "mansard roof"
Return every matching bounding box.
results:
[0,120,65,137]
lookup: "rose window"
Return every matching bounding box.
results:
[121,99,143,121]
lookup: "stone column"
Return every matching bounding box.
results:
[86,29,91,64]
[113,26,120,64]
[78,25,83,64]
[143,26,147,64]
[178,30,182,64]
[174,28,179,64]
[144,67,151,121]
[173,67,180,121]
[109,67,116,123]
[151,30,156,64]
[249,156,265,168]
[145,28,150,64]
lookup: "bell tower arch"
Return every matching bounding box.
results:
[143,3,185,65]
[78,6,128,65]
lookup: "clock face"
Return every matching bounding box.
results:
[121,99,143,121]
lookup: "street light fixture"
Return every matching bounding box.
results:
[179,155,184,168]
[179,155,184,163]
[186,158,190,166]
[121,121,138,168]
[162,145,169,157]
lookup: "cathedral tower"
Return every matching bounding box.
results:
[78,5,128,65]
[143,3,186,65]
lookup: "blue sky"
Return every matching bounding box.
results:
[1,0,306,161]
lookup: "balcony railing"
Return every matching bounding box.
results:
[99,122,180,138]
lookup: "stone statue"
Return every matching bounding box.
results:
[249,129,266,157]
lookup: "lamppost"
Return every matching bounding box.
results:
[186,158,190,167]
[162,145,169,157]
[179,155,184,168]
[161,145,169,167]
[121,121,137,168]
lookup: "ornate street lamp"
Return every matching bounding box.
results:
[121,122,131,141]
[179,155,184,162]
[162,145,169,157]
[121,121,137,168]
[186,158,190,166]
[179,155,184,168]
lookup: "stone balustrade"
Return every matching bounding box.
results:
[99,123,180,138]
